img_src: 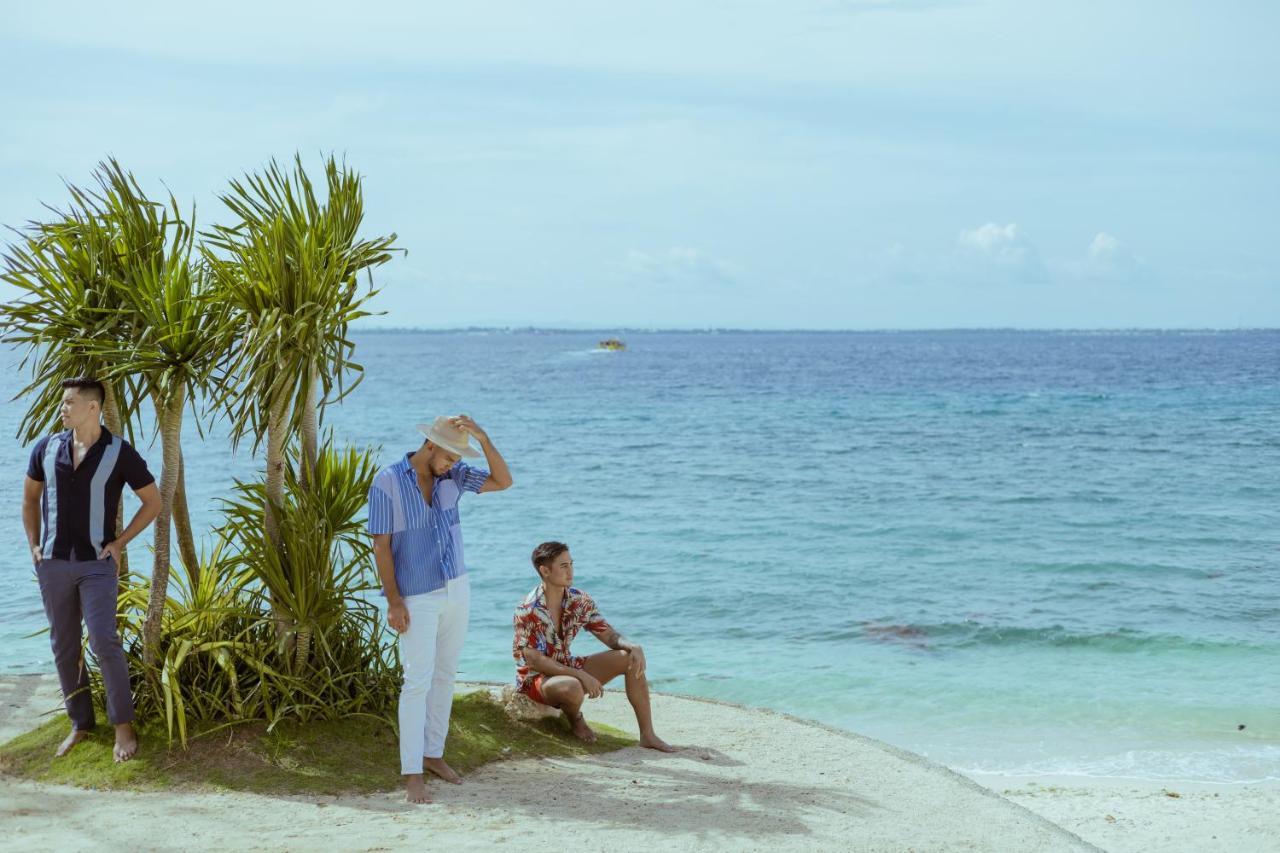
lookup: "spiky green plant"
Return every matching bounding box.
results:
[218,438,381,672]
[202,154,399,557]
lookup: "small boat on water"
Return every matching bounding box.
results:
[597,338,626,351]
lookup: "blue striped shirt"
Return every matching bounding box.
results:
[367,453,489,597]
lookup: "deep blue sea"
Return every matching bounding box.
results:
[3,330,1278,782]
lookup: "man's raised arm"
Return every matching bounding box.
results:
[449,415,512,492]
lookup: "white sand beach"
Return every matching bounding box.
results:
[2,673,1275,852]
[969,773,1280,853]
[1,674,1094,852]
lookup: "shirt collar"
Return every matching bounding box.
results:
[61,424,113,450]
[397,451,453,482]
[527,582,579,612]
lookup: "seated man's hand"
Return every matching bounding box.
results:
[576,671,604,699]
[627,646,646,678]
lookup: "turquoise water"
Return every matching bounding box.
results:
[3,330,1277,782]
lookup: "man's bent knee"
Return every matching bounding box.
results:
[543,677,584,706]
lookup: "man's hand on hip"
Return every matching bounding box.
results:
[98,540,123,572]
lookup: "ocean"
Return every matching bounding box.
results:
[3,329,1277,783]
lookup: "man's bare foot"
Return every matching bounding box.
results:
[566,710,597,743]
[639,734,678,753]
[55,729,89,758]
[405,774,431,804]
[113,723,138,763]
[423,757,462,785]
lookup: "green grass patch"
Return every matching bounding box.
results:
[0,690,633,795]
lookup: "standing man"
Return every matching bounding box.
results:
[22,378,161,762]
[368,414,513,805]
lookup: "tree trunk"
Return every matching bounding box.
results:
[142,388,184,667]
[264,390,294,650]
[300,365,319,490]
[264,392,290,550]
[172,449,200,586]
[101,384,129,578]
[294,627,312,671]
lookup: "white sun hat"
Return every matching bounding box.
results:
[416,416,482,458]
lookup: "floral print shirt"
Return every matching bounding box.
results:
[512,583,613,692]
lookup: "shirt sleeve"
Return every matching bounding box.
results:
[26,436,50,481]
[580,593,614,638]
[450,461,490,495]
[367,481,395,535]
[119,443,157,490]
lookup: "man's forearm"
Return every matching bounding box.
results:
[524,649,584,678]
[114,502,160,548]
[22,500,42,549]
[598,628,636,652]
[373,541,402,603]
[479,437,513,489]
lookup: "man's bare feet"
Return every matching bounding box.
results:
[566,710,597,743]
[423,757,462,785]
[405,774,431,804]
[639,734,678,753]
[113,723,138,763]
[55,728,89,758]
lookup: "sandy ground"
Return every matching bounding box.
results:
[0,674,1095,853]
[969,773,1280,853]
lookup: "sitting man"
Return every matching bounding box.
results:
[512,541,675,751]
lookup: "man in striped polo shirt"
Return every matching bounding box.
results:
[368,414,513,804]
[22,378,161,762]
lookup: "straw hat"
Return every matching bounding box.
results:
[416,416,482,458]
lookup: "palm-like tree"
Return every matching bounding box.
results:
[80,161,234,664]
[0,179,148,574]
[203,154,398,553]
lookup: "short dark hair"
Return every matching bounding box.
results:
[531,541,569,574]
[61,377,105,407]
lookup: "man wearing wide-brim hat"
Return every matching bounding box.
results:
[367,414,513,805]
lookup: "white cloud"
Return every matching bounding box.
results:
[1085,231,1145,281]
[956,222,1047,282]
[625,247,735,287]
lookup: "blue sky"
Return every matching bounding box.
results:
[2,1,1276,329]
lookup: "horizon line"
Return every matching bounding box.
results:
[348,325,1280,334]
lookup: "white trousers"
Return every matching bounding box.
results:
[397,575,470,775]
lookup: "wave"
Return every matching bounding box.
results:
[855,621,1265,653]
[955,744,1280,784]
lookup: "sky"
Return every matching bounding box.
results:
[1,0,1276,329]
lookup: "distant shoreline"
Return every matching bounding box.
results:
[345,326,1280,335]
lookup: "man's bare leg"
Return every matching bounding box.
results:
[55,728,89,758]
[423,757,462,784]
[113,722,138,763]
[622,668,676,752]
[405,773,431,804]
[583,651,676,752]
[539,676,596,742]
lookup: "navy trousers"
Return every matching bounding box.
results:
[35,556,134,728]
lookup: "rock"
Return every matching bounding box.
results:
[500,685,561,722]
